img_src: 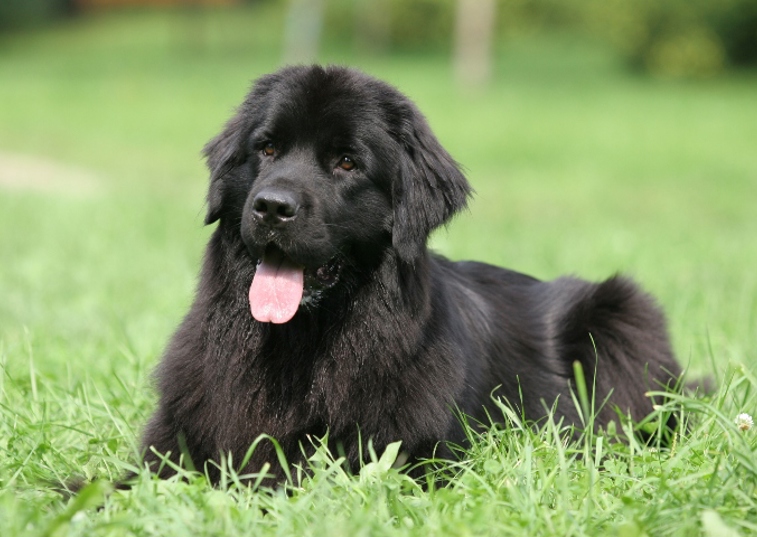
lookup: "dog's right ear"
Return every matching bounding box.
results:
[202,111,249,225]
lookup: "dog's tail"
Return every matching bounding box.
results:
[553,275,684,427]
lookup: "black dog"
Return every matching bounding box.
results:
[140,65,682,483]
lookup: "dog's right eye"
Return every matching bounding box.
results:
[262,142,276,157]
[337,156,356,171]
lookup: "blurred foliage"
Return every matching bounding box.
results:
[326,0,757,76]
[2,0,755,77]
[0,0,74,29]
[326,0,757,77]
[493,0,757,77]
[577,0,757,77]
[386,0,456,51]
[325,0,456,53]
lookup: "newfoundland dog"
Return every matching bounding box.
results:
[140,65,683,483]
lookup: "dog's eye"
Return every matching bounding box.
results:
[338,156,356,171]
[262,142,276,157]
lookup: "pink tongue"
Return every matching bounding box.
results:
[249,250,304,324]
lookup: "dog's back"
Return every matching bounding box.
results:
[433,258,681,433]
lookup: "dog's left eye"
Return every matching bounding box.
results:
[338,156,356,171]
[262,142,276,157]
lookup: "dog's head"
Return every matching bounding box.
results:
[203,65,471,323]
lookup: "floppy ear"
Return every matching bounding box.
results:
[393,106,472,262]
[202,111,250,225]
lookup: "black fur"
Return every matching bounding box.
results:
[140,65,682,484]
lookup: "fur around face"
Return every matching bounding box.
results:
[140,65,682,484]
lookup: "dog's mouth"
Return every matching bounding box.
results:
[249,245,342,324]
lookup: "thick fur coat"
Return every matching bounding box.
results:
[140,65,682,483]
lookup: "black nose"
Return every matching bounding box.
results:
[252,189,300,225]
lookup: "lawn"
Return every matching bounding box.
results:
[1,5,756,536]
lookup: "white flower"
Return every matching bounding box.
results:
[735,413,753,432]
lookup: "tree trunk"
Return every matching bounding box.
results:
[453,0,497,90]
[283,0,324,64]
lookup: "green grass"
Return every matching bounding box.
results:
[1,5,756,536]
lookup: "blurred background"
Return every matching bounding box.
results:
[3,0,757,76]
[0,0,756,383]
